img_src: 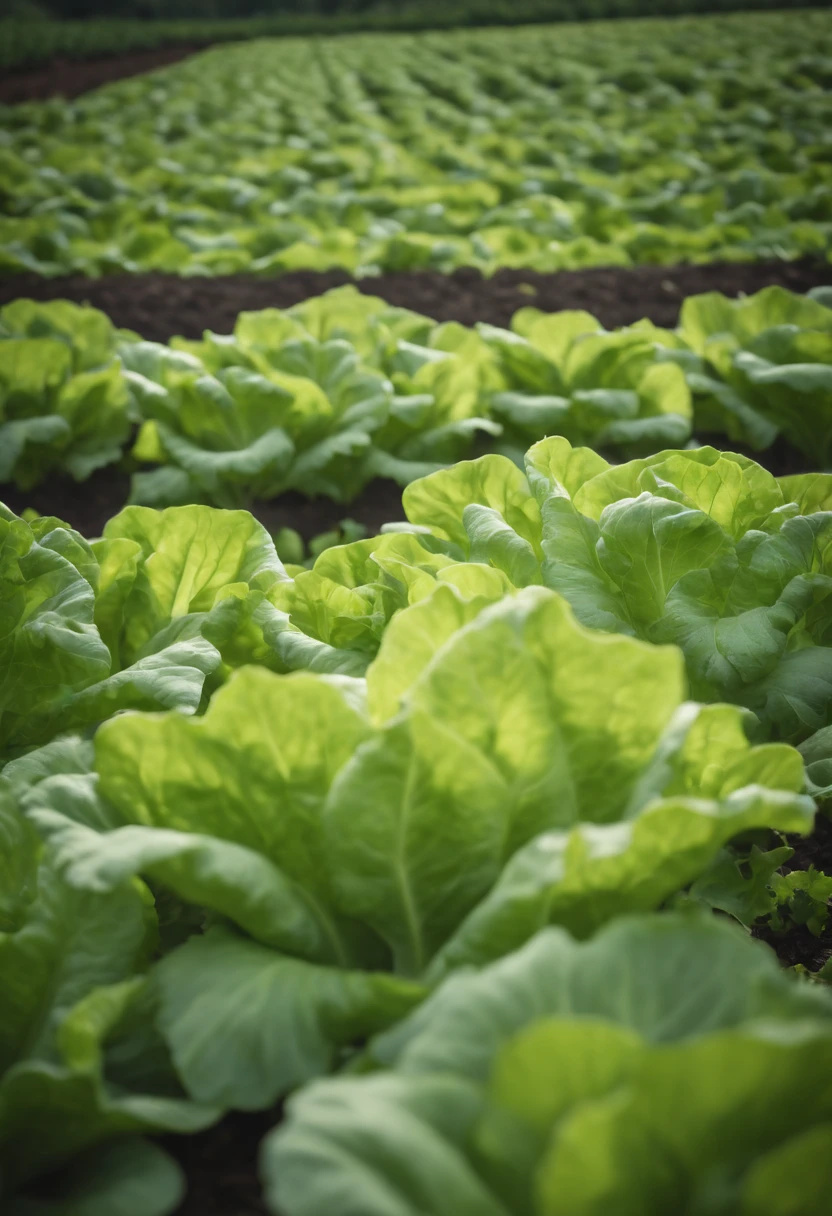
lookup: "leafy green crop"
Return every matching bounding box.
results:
[2,10,830,278]
[688,838,832,939]
[0,495,394,765]
[4,4,825,75]
[478,305,691,459]
[3,270,832,1211]
[265,912,832,1216]
[125,285,697,505]
[19,588,813,1117]
[1,466,829,1211]
[656,284,832,461]
[123,292,498,507]
[0,774,219,1215]
[0,300,132,490]
[3,287,832,502]
[370,440,832,749]
[0,504,226,764]
[117,286,832,508]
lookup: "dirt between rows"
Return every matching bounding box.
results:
[0,45,208,106]
[2,258,830,344]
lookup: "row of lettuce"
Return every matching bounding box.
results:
[2,282,832,507]
[2,430,831,1213]
[3,12,832,278]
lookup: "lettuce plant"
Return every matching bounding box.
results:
[96,501,404,682]
[0,300,132,490]
[0,505,221,764]
[0,494,508,765]
[655,285,832,460]
[23,588,813,1112]
[175,287,433,373]
[477,307,692,458]
[3,287,830,514]
[125,288,499,507]
[123,330,393,507]
[0,497,397,765]
[264,912,832,1216]
[0,776,218,1216]
[386,441,832,750]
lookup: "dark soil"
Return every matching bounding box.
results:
[2,259,830,344]
[0,466,408,543]
[2,464,134,539]
[752,812,832,972]
[0,46,207,106]
[159,1110,275,1216]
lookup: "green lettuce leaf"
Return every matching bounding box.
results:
[0,507,220,763]
[674,285,832,458]
[0,301,130,489]
[0,793,217,1209]
[6,1138,185,1216]
[479,311,692,457]
[124,327,393,507]
[395,441,832,743]
[264,912,832,1216]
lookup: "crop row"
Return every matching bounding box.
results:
[2,414,832,1211]
[3,11,832,277]
[2,283,831,509]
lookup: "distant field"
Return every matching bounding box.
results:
[0,0,822,72]
[2,10,830,280]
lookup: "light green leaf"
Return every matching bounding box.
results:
[101,504,288,663]
[153,926,424,1109]
[376,910,831,1077]
[407,588,685,838]
[536,1024,832,1216]
[264,1072,506,1216]
[428,781,813,976]
[24,808,338,962]
[0,858,216,1194]
[324,715,509,976]
[94,666,372,959]
[0,510,111,757]
[741,1124,832,1216]
[366,581,504,724]
[402,455,540,555]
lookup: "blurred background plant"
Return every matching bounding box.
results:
[3,0,826,76]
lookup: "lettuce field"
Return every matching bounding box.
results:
[1,8,832,1216]
[3,9,832,278]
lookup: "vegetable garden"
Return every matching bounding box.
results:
[1,7,832,1216]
